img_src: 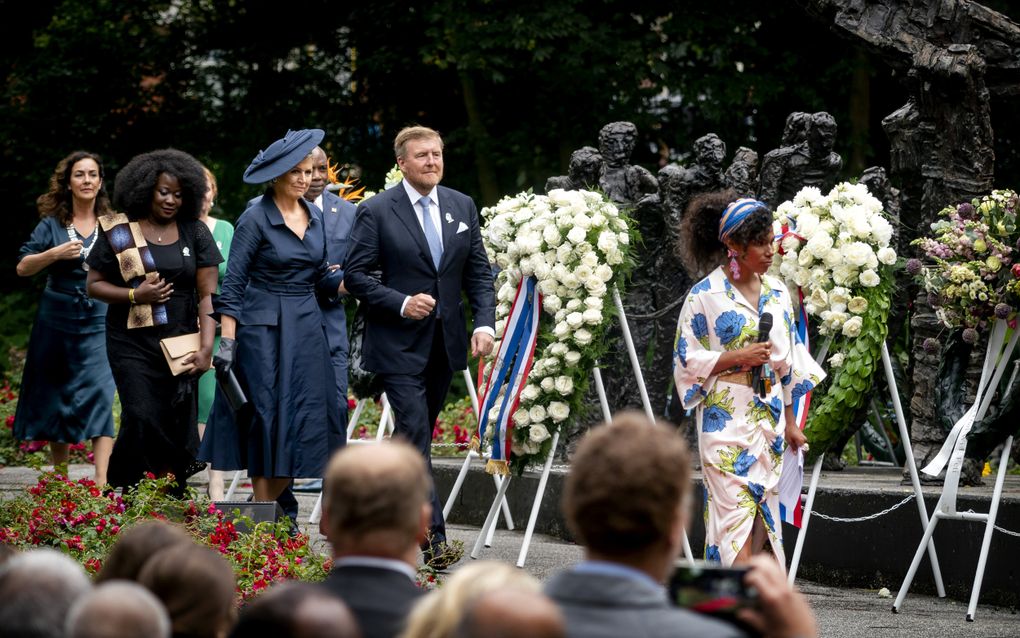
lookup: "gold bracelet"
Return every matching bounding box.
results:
[128,288,135,304]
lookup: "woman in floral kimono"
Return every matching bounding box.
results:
[674,191,824,567]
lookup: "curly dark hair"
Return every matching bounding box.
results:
[678,189,774,278]
[36,151,113,226]
[112,149,207,221]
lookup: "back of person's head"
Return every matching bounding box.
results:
[0,548,92,638]
[400,561,540,638]
[66,581,171,638]
[138,542,237,638]
[96,519,194,584]
[322,440,431,556]
[564,412,692,561]
[454,589,565,638]
[230,581,360,638]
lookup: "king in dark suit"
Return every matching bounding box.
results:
[344,126,495,560]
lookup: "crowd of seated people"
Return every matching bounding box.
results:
[0,415,816,638]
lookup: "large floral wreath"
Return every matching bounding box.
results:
[479,189,636,472]
[771,182,898,460]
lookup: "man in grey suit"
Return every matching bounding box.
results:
[545,413,817,638]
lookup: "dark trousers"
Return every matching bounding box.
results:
[381,321,453,546]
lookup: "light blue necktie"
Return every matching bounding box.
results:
[420,196,443,270]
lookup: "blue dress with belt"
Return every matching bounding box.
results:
[199,193,344,478]
[14,217,115,444]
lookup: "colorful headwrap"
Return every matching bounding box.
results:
[719,198,768,242]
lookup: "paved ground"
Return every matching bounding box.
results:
[3,464,1018,637]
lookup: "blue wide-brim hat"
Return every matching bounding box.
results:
[243,129,325,184]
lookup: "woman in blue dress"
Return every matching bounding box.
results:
[86,149,222,494]
[201,129,344,504]
[15,151,116,483]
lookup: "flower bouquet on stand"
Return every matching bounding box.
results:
[771,182,899,460]
[478,189,636,474]
[910,189,1020,467]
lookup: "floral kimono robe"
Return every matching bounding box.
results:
[674,267,824,567]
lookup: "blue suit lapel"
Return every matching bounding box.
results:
[389,188,435,272]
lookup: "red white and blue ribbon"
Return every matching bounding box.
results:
[473,276,541,475]
[778,286,813,527]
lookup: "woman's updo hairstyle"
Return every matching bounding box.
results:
[678,189,773,278]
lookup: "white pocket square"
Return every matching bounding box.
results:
[456,222,469,234]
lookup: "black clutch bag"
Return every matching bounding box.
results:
[216,367,249,412]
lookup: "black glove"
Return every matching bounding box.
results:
[213,337,236,376]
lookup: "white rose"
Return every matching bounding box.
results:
[512,408,530,426]
[567,226,587,244]
[859,269,881,287]
[829,287,850,306]
[512,438,540,455]
[548,401,571,422]
[870,215,893,246]
[846,210,874,239]
[848,297,869,314]
[521,385,540,401]
[556,244,573,264]
[566,312,584,328]
[805,231,834,258]
[617,231,629,245]
[564,351,581,366]
[828,352,845,368]
[822,247,843,268]
[793,267,810,288]
[798,250,814,267]
[877,246,897,265]
[554,376,574,396]
[540,376,555,392]
[590,212,607,228]
[495,319,506,337]
[605,248,624,265]
[585,278,607,297]
[528,405,548,423]
[533,260,552,281]
[574,328,593,345]
[595,264,613,282]
[549,342,568,356]
[543,224,562,247]
[562,274,580,290]
[832,265,856,286]
[574,265,594,282]
[808,287,828,309]
[566,299,582,311]
[571,212,592,230]
[553,321,569,338]
[528,423,550,443]
[842,241,873,268]
[793,186,822,207]
[582,308,602,324]
[842,316,863,337]
[580,252,599,268]
[829,302,847,315]
[584,296,603,311]
[541,357,560,374]
[496,302,510,317]
[597,231,618,253]
[538,279,558,295]
[519,256,535,276]
[795,211,820,239]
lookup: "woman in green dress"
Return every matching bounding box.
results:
[197,165,234,500]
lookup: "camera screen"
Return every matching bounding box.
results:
[668,561,757,615]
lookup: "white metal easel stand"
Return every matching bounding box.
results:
[445,369,515,543]
[894,320,1019,620]
[788,340,946,597]
[469,287,695,567]
[307,392,398,525]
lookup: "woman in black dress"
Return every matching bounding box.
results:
[15,151,117,483]
[86,149,222,494]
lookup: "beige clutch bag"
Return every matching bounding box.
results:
[159,333,207,376]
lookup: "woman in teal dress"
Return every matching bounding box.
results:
[14,151,116,483]
[196,165,234,500]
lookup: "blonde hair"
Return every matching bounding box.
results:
[202,165,218,201]
[400,561,540,638]
[394,126,443,159]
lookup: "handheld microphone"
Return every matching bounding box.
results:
[751,312,773,397]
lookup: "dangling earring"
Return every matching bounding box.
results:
[728,248,740,279]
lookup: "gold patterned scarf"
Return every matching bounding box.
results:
[97,213,168,329]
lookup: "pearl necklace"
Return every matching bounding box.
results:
[66,222,96,271]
